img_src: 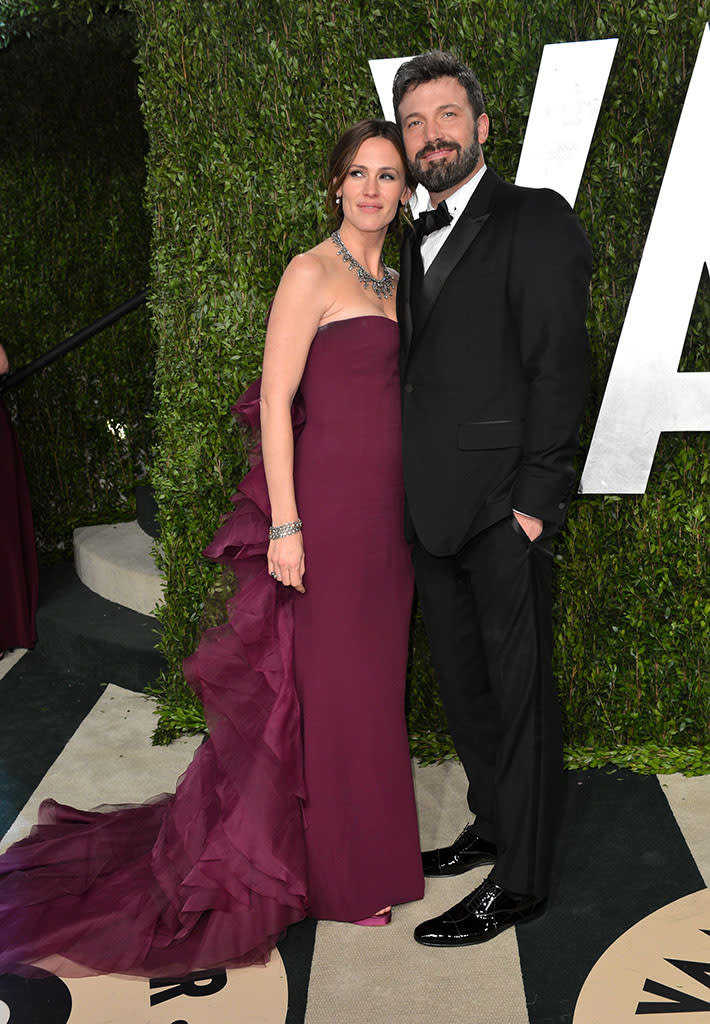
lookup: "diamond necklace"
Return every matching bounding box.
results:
[331,230,394,300]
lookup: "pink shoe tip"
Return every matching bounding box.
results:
[353,910,392,926]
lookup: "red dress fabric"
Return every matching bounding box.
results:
[0,400,38,650]
[0,316,423,976]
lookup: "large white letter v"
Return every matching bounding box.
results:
[581,24,710,494]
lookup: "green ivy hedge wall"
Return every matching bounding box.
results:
[0,11,152,554]
[6,2,708,771]
[125,0,710,771]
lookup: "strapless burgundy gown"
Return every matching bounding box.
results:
[0,316,423,976]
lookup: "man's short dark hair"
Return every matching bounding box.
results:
[392,50,485,124]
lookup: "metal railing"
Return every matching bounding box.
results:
[0,289,149,394]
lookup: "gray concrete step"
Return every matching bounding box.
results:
[73,520,163,617]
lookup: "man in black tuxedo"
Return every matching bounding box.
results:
[393,51,591,946]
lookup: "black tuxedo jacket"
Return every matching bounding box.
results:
[397,168,592,557]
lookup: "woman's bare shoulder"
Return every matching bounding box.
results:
[284,238,336,281]
[270,241,337,329]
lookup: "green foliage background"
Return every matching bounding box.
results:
[3,0,709,769]
[0,10,152,554]
[125,0,710,765]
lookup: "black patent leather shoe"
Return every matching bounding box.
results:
[413,876,545,947]
[421,824,497,877]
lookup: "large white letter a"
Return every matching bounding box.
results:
[581,24,710,494]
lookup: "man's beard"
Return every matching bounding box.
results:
[410,133,481,194]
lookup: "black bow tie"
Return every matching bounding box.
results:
[414,201,453,241]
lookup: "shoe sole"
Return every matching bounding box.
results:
[353,912,392,927]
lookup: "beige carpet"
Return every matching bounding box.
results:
[1,683,202,852]
[658,773,710,883]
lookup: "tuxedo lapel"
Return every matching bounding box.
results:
[416,168,500,330]
[397,225,419,362]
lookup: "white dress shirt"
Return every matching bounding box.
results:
[419,164,487,274]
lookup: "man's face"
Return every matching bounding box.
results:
[398,76,489,198]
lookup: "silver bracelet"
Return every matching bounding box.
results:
[269,519,302,540]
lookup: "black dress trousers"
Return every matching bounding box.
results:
[412,514,563,899]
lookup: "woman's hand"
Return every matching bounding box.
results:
[268,533,306,593]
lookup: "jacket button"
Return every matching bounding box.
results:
[557,501,566,510]
[404,383,413,393]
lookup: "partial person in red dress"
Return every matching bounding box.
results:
[0,120,423,977]
[0,343,38,655]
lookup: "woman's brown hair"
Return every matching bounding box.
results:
[326,119,414,232]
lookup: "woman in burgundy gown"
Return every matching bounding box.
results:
[0,120,424,976]
[0,343,38,654]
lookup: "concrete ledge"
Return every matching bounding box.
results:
[74,521,163,617]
